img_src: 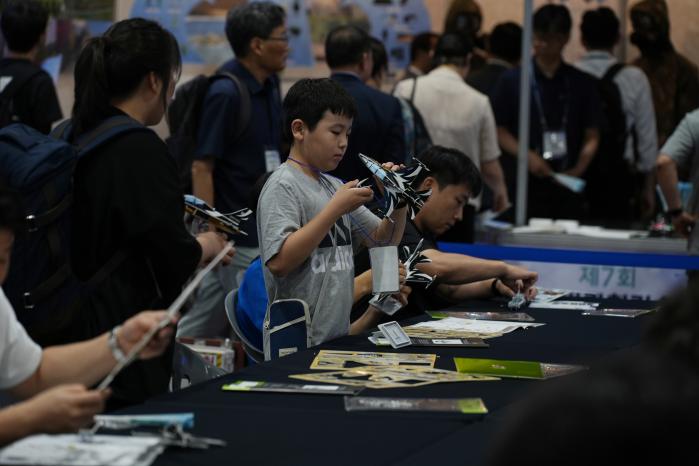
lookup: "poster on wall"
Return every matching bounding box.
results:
[129,0,430,69]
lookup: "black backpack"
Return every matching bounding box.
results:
[0,116,149,345]
[399,77,433,161]
[166,71,251,193]
[585,64,635,223]
[0,65,42,128]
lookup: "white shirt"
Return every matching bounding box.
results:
[575,51,658,172]
[393,66,500,207]
[0,288,42,389]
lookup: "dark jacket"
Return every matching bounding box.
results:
[330,72,406,181]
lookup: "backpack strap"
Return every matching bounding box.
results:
[214,71,251,141]
[0,65,42,99]
[602,63,625,82]
[409,76,418,103]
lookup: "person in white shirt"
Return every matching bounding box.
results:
[393,32,509,242]
[0,188,175,445]
[575,6,658,221]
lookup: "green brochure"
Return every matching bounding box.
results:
[454,357,585,379]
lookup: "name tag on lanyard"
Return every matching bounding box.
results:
[264,149,281,172]
[542,130,567,160]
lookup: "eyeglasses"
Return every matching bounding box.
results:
[265,34,290,43]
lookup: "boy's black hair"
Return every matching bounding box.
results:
[225,1,286,58]
[581,7,620,50]
[369,37,388,80]
[489,22,522,64]
[434,32,473,67]
[282,78,357,145]
[410,32,438,62]
[325,25,371,69]
[0,186,25,235]
[533,4,572,36]
[415,145,482,197]
[72,18,181,137]
[0,0,48,53]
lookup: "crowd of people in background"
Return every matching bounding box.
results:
[0,0,698,457]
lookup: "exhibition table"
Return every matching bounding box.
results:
[121,297,652,466]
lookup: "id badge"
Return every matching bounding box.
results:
[264,149,281,172]
[368,246,399,294]
[542,131,567,160]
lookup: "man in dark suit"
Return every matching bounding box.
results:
[325,26,406,182]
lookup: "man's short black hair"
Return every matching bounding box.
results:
[416,146,482,197]
[369,37,387,80]
[0,0,49,53]
[410,32,438,62]
[489,22,522,64]
[325,25,371,69]
[434,32,473,66]
[581,7,620,50]
[533,4,572,36]
[0,186,24,235]
[225,1,285,57]
[282,78,357,145]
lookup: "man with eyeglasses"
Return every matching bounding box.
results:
[179,2,288,338]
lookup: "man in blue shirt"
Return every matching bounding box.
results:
[492,4,601,220]
[326,26,406,182]
[178,2,287,338]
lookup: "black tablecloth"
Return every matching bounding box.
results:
[121,298,653,466]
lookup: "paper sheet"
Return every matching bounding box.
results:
[309,350,436,370]
[291,365,497,389]
[529,288,569,304]
[529,301,598,311]
[0,434,163,466]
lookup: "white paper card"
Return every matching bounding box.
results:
[369,246,399,293]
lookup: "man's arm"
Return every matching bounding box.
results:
[9,311,174,399]
[191,158,215,206]
[657,154,696,237]
[480,159,510,212]
[418,248,538,289]
[497,127,553,177]
[564,128,599,178]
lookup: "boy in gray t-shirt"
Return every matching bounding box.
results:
[257,78,407,345]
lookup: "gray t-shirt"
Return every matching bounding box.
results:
[257,163,381,345]
[661,109,699,254]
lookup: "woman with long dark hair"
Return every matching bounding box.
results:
[69,18,232,408]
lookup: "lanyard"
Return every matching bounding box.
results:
[530,63,570,132]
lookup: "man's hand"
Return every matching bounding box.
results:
[672,212,697,238]
[496,279,538,300]
[493,191,511,213]
[24,385,109,433]
[392,285,412,306]
[563,164,585,178]
[196,233,235,266]
[118,311,176,360]
[528,152,553,178]
[501,264,538,297]
[328,180,374,216]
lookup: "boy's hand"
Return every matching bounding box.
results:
[329,180,374,216]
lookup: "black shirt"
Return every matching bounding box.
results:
[0,58,62,133]
[491,60,601,172]
[71,109,201,408]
